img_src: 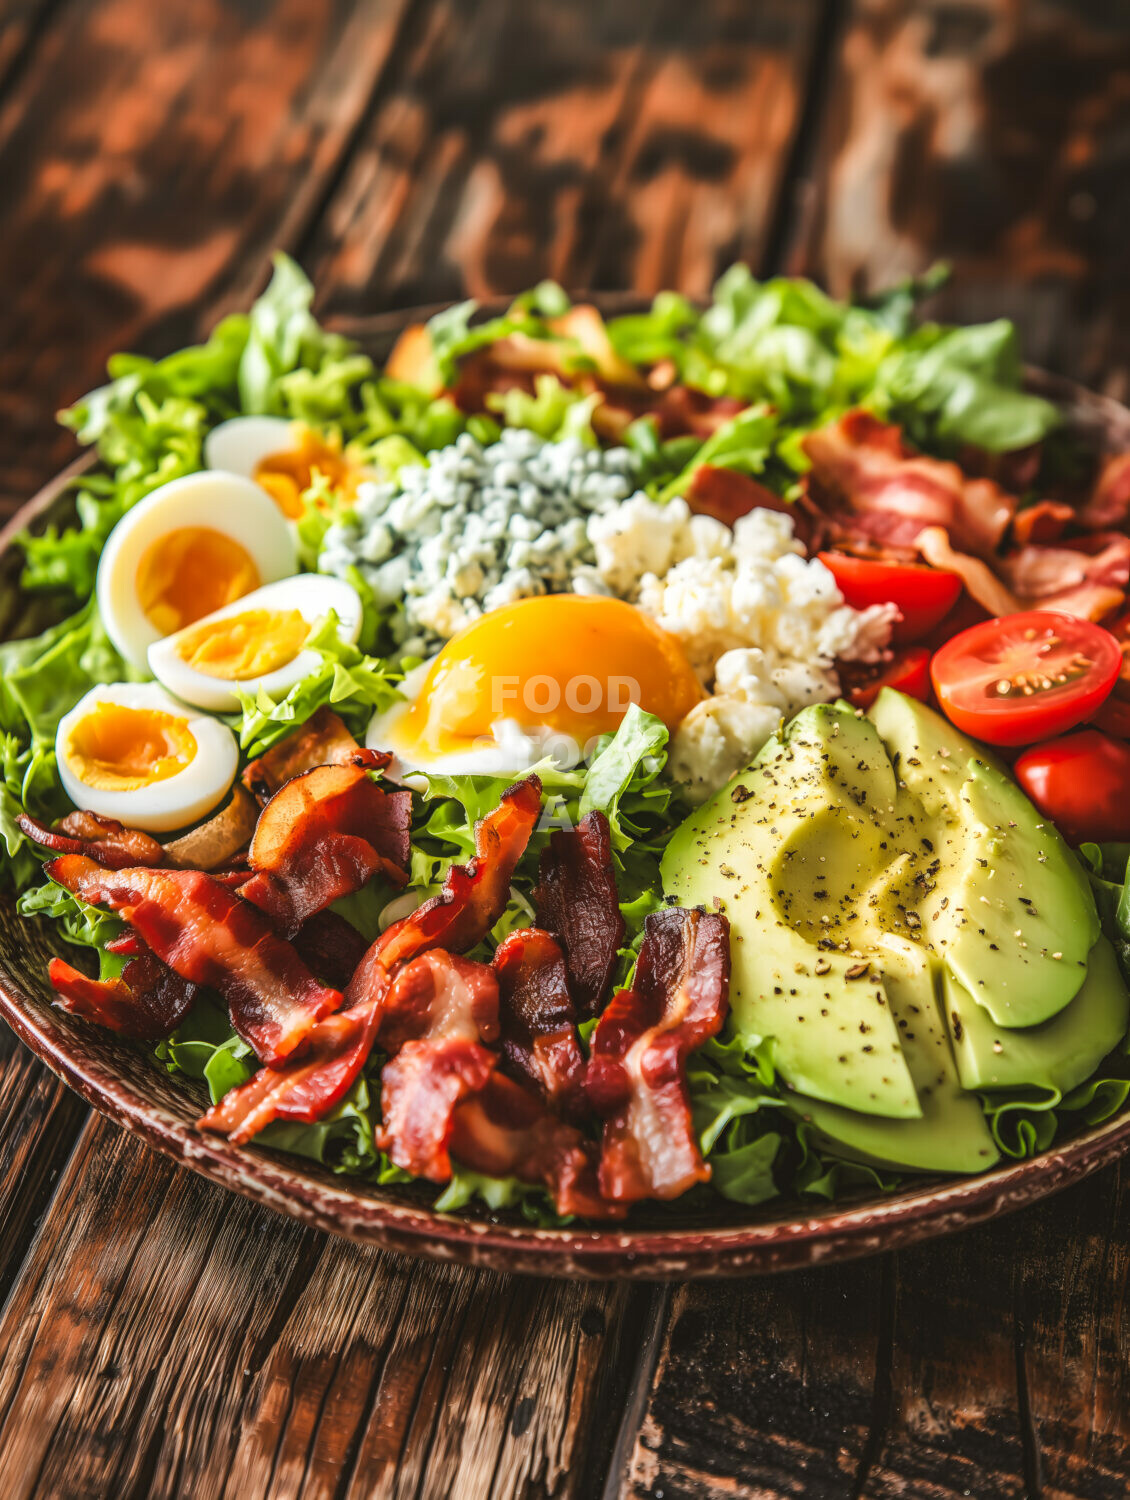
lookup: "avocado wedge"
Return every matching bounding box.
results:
[661,689,1113,1174]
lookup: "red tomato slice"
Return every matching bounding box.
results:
[818,553,962,643]
[930,611,1121,747]
[1015,730,1130,845]
[839,647,932,710]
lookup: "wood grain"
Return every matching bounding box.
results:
[0,1023,87,1308]
[0,1111,650,1500]
[0,0,415,511]
[793,0,1130,399]
[310,0,826,315]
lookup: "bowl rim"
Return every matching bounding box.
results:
[3,293,1130,1279]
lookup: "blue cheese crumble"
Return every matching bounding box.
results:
[318,429,631,654]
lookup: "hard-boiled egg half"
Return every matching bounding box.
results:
[367,594,703,775]
[56,683,239,833]
[204,417,365,519]
[97,472,297,670]
[148,574,363,713]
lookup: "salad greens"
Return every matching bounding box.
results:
[0,251,1113,1223]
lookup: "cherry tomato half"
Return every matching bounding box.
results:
[839,647,932,710]
[1015,730,1130,845]
[930,611,1121,747]
[818,553,962,643]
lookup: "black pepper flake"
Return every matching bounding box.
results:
[731,784,752,803]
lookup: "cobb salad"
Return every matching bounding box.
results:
[5,254,1130,1222]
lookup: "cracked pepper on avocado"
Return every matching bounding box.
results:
[5,256,1130,1221]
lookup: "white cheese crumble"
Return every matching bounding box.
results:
[318,429,630,654]
[587,495,896,801]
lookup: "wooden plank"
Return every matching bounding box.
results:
[1018,1164,1130,1500]
[0,1110,646,1498]
[790,0,1130,397]
[619,1258,886,1498]
[310,0,825,315]
[0,0,414,511]
[0,1023,87,1307]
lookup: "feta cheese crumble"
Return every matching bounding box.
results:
[318,429,631,654]
[587,494,896,801]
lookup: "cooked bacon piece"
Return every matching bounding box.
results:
[450,1073,623,1219]
[686,466,799,533]
[18,811,164,870]
[45,855,341,1065]
[534,811,623,1016]
[380,1039,497,1180]
[241,707,389,804]
[373,775,542,973]
[999,533,1130,600]
[48,940,197,1040]
[587,907,730,1203]
[651,385,748,441]
[374,950,500,1178]
[162,786,258,871]
[292,910,371,990]
[958,441,1044,494]
[494,929,586,1112]
[1010,500,1076,548]
[1079,451,1130,532]
[238,764,411,935]
[802,410,1018,559]
[1029,582,1125,622]
[379,949,499,1052]
[915,528,1021,616]
[198,994,385,1145]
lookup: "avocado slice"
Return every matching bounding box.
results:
[946,934,1130,1093]
[662,704,921,1119]
[792,936,999,1174]
[869,690,1098,1028]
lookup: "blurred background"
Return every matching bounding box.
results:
[0,0,1127,514]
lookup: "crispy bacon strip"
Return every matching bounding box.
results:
[380,1040,497,1180]
[534,811,623,1016]
[48,943,197,1041]
[802,410,1017,559]
[587,907,730,1203]
[162,786,259,871]
[375,950,500,1177]
[18,811,164,870]
[999,532,1130,600]
[366,775,542,977]
[45,855,341,1065]
[198,993,385,1145]
[1079,451,1130,531]
[241,707,389,804]
[1010,500,1076,548]
[915,528,1021,616]
[450,1073,623,1219]
[238,763,411,935]
[494,928,586,1112]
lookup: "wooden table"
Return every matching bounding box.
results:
[1,2,1129,1495]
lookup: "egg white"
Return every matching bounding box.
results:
[56,682,239,834]
[147,574,364,712]
[97,471,297,671]
[366,659,584,778]
[203,415,296,480]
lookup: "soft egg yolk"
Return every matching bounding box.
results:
[173,607,310,681]
[137,527,260,636]
[392,595,703,760]
[66,703,197,791]
[253,428,360,519]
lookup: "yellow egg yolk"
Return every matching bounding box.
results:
[67,703,197,791]
[137,527,260,636]
[392,595,703,760]
[173,607,310,681]
[253,428,361,519]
